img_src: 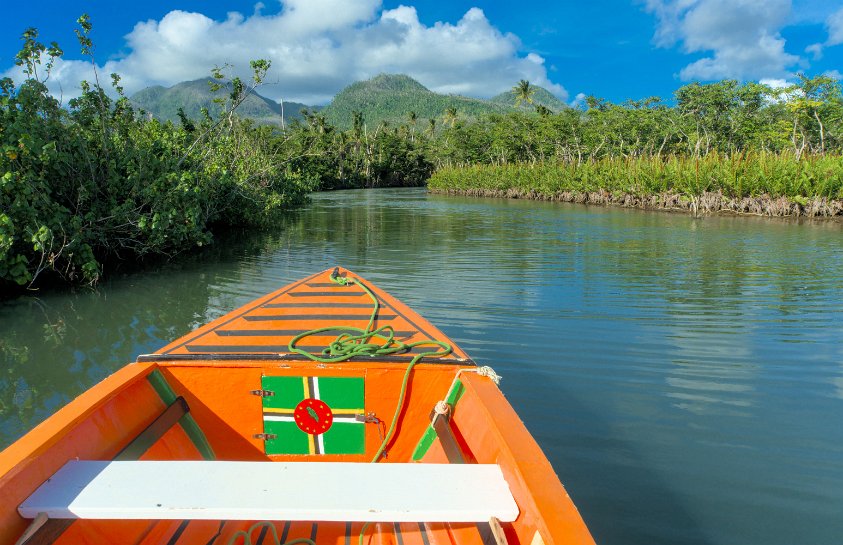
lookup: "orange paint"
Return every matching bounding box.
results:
[0,268,594,545]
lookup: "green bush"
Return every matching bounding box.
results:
[0,22,309,292]
[428,153,843,200]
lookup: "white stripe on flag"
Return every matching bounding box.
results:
[264,416,296,423]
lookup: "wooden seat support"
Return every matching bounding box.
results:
[20,461,519,523]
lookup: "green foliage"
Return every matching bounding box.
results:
[430,77,843,170]
[428,153,843,200]
[279,108,433,190]
[511,79,536,108]
[490,86,566,112]
[0,19,311,292]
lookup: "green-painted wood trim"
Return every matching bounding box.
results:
[411,427,438,461]
[147,370,216,460]
[445,380,466,406]
[410,379,465,461]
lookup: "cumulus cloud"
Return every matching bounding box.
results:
[826,7,843,46]
[800,7,843,61]
[644,0,800,81]
[2,1,566,104]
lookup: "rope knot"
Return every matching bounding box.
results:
[476,365,502,384]
[433,400,450,416]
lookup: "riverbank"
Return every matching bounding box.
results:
[429,187,843,218]
[1,27,431,295]
[427,155,843,218]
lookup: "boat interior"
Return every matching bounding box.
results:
[0,269,593,545]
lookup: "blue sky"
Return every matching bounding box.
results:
[2,0,841,105]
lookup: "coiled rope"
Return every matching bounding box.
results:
[288,268,452,462]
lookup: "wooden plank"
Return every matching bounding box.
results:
[19,461,519,523]
[10,514,74,545]
[114,397,189,461]
[488,517,509,545]
[431,414,466,464]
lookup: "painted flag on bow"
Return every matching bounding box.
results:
[261,376,365,455]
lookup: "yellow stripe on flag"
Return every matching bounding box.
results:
[264,407,296,415]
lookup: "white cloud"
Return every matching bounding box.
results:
[826,7,843,46]
[2,1,566,104]
[569,92,587,109]
[805,43,823,60]
[644,0,800,81]
[804,7,843,60]
[759,78,791,89]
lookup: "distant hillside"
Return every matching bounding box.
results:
[320,74,513,129]
[489,87,567,112]
[131,74,568,129]
[130,79,310,126]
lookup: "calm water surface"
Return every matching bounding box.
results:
[2,188,842,545]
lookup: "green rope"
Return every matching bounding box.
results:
[225,521,315,545]
[288,273,451,365]
[283,270,452,545]
[287,269,452,462]
[359,522,372,545]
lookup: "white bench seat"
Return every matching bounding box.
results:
[19,461,519,523]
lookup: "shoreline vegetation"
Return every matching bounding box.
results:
[428,77,843,219]
[428,155,843,218]
[1,19,431,294]
[3,17,842,293]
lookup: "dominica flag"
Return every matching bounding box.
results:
[261,376,365,455]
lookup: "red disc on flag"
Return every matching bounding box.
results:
[294,398,333,435]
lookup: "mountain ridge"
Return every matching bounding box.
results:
[130,79,310,126]
[130,74,567,128]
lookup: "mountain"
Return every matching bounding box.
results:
[320,74,514,129]
[130,74,568,129]
[130,79,310,126]
[489,87,568,112]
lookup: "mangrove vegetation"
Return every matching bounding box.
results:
[429,77,843,214]
[2,17,843,293]
[0,20,432,292]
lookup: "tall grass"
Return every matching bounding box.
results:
[428,153,843,201]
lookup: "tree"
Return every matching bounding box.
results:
[443,107,458,127]
[351,110,365,141]
[407,111,417,142]
[786,74,842,157]
[513,80,536,108]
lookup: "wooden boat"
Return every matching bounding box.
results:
[0,268,594,545]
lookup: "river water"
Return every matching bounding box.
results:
[2,188,842,544]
